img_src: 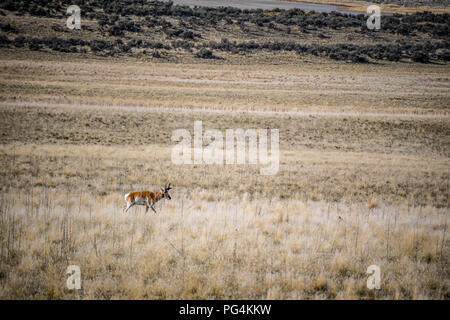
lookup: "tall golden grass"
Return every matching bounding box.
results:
[0,189,447,299]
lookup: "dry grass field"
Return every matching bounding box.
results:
[0,52,448,299]
[0,49,449,115]
[0,189,448,299]
[0,0,449,300]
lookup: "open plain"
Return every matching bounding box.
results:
[0,0,448,299]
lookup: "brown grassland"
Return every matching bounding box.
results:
[0,50,448,299]
[0,0,449,299]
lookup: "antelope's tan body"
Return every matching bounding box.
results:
[124,184,172,213]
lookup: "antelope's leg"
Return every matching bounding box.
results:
[125,202,134,213]
[145,199,151,214]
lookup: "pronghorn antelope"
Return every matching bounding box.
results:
[124,184,172,213]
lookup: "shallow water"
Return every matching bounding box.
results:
[164,0,345,13]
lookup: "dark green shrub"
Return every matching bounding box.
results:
[196,48,217,59]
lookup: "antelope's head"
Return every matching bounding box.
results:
[161,183,172,200]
